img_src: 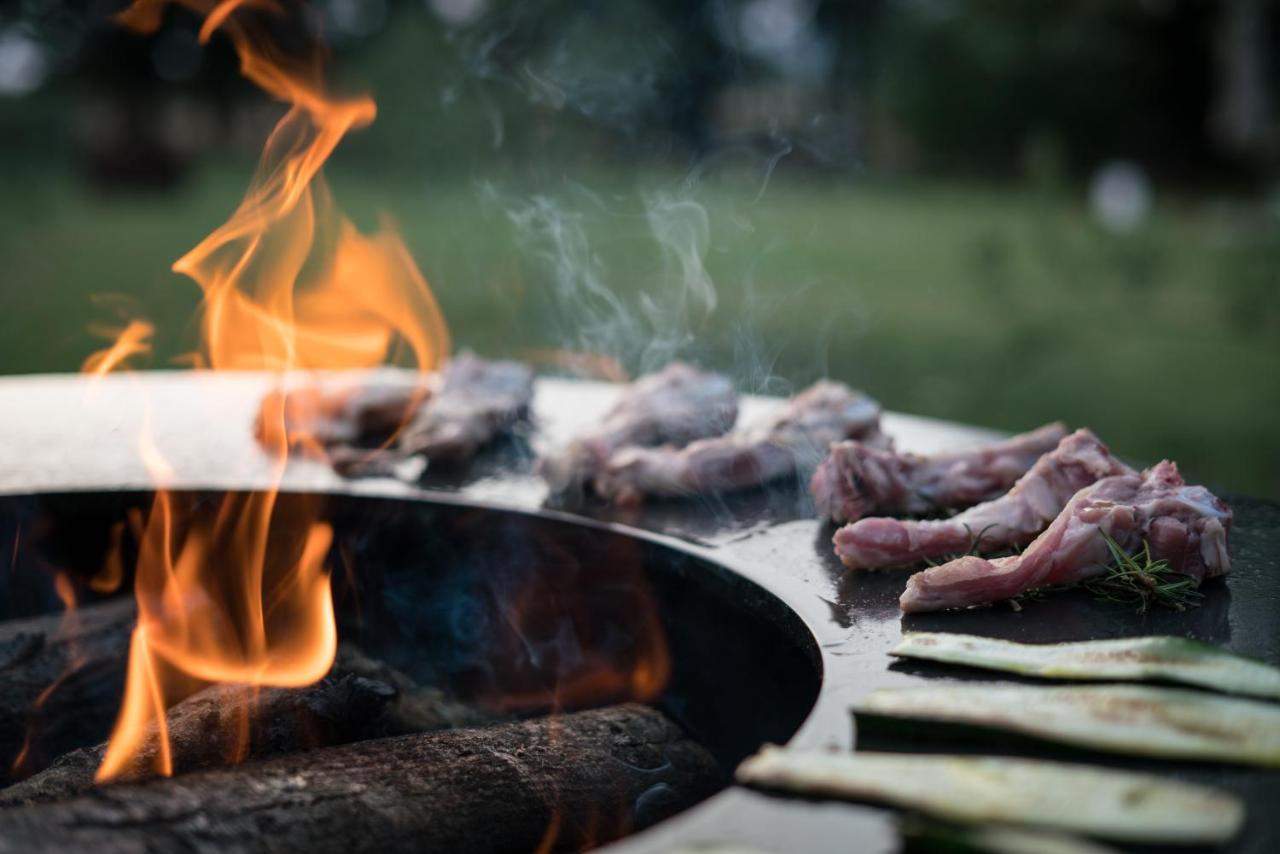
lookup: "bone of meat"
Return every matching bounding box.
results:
[539,362,739,496]
[834,429,1129,569]
[0,674,397,806]
[811,421,1068,523]
[899,460,1232,613]
[595,380,882,505]
[0,704,722,854]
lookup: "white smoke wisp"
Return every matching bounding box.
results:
[499,188,640,364]
[642,191,717,323]
[494,181,721,377]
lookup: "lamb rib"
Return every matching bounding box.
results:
[539,362,738,497]
[834,429,1129,569]
[264,352,535,474]
[811,422,1067,523]
[596,380,882,505]
[0,704,721,854]
[900,460,1232,612]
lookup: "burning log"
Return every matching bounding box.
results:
[0,674,397,806]
[0,596,489,787]
[0,704,721,854]
[332,642,497,735]
[0,599,136,782]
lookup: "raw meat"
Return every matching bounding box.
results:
[595,380,882,505]
[811,422,1067,523]
[900,460,1232,612]
[834,429,1128,569]
[539,362,738,496]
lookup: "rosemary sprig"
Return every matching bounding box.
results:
[1009,531,1203,613]
[1082,531,1203,614]
[924,523,1000,567]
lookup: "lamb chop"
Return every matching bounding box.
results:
[539,362,738,497]
[391,353,535,462]
[811,422,1068,524]
[594,380,883,505]
[899,460,1232,613]
[263,352,534,471]
[266,373,425,452]
[833,429,1129,569]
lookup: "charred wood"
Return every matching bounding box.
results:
[0,673,397,806]
[333,642,497,735]
[0,598,135,783]
[0,703,722,854]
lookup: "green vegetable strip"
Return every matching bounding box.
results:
[856,683,1280,767]
[890,633,1280,701]
[735,747,1243,845]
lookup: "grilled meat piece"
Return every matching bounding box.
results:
[539,362,739,496]
[833,429,1128,569]
[264,352,534,470]
[811,422,1068,524]
[393,353,534,462]
[595,380,882,505]
[900,460,1232,612]
[267,375,426,451]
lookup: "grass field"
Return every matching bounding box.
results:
[1,161,1276,497]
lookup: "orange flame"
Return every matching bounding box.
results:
[88,0,449,782]
[81,320,154,378]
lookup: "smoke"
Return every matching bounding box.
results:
[494,185,639,365]
[637,190,716,365]
[433,0,867,389]
[490,178,725,377]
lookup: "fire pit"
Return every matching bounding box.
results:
[2,372,1279,853]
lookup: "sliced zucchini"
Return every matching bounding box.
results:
[856,683,1280,766]
[735,747,1243,845]
[890,633,1280,701]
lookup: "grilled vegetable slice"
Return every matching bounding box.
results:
[856,684,1280,766]
[890,633,1280,701]
[735,747,1243,845]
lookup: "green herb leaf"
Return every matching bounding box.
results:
[1082,531,1203,614]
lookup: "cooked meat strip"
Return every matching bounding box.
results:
[811,421,1068,524]
[833,429,1129,569]
[266,375,426,451]
[263,352,533,470]
[900,460,1232,613]
[595,380,882,505]
[539,362,738,496]
[394,352,535,462]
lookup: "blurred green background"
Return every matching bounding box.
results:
[0,1,1277,496]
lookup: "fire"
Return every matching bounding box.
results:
[81,320,154,378]
[88,0,449,781]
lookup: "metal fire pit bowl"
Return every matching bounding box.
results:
[1,372,1278,854]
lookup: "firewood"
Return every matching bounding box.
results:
[0,673,397,806]
[332,642,498,734]
[0,703,721,854]
[0,599,135,783]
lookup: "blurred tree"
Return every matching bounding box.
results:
[871,0,1274,185]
